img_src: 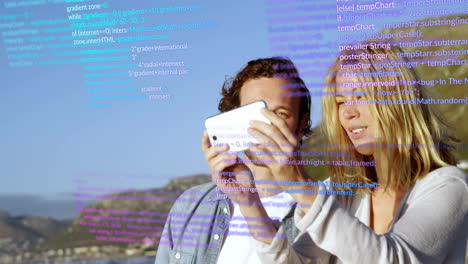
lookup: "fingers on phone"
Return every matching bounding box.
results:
[205,144,229,161]
[211,153,237,176]
[260,110,298,148]
[201,130,211,151]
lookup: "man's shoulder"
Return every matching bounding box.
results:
[172,182,219,209]
[179,181,217,198]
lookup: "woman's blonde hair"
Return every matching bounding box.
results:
[320,42,457,194]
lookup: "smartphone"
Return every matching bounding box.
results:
[205,100,271,152]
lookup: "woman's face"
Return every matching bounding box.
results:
[335,74,380,156]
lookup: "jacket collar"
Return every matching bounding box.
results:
[206,183,229,202]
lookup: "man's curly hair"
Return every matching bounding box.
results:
[218,57,312,137]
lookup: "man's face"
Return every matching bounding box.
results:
[239,77,303,137]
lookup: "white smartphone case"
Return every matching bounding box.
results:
[205,100,271,152]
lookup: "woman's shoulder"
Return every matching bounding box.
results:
[419,166,466,184]
[410,166,467,199]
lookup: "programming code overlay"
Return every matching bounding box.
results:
[0,1,218,107]
[265,0,467,95]
[71,172,190,255]
[71,172,309,249]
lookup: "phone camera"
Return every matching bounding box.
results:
[212,136,217,141]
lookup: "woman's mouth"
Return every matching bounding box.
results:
[349,126,367,140]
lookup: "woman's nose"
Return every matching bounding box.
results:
[343,104,359,119]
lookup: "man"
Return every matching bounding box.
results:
[155,57,319,264]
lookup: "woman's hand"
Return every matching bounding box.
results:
[247,108,306,183]
[247,109,318,209]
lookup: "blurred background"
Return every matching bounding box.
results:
[0,0,467,263]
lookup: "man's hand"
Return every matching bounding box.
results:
[201,130,259,205]
[201,130,280,243]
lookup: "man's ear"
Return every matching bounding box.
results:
[296,112,309,143]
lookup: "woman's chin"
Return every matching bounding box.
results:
[353,142,375,156]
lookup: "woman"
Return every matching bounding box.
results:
[252,43,468,263]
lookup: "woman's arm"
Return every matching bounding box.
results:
[245,108,331,263]
[294,168,468,263]
[239,200,331,264]
[247,182,330,264]
[254,169,467,263]
[254,223,333,264]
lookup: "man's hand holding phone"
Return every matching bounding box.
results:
[202,130,279,244]
[201,130,260,205]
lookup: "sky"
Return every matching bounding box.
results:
[0,0,466,218]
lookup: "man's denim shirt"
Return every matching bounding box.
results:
[154,182,300,264]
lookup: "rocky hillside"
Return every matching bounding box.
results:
[40,174,211,251]
[0,174,210,263]
[0,211,70,257]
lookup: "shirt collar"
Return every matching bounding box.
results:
[206,185,228,202]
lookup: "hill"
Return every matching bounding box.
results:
[0,174,210,263]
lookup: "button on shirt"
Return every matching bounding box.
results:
[216,192,296,264]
